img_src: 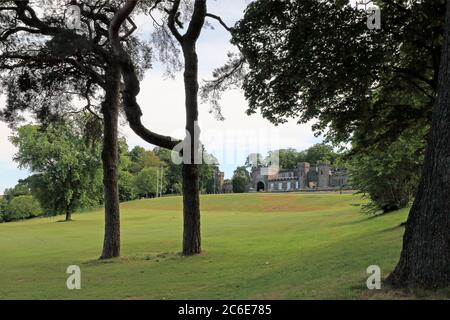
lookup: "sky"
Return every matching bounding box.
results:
[0,0,322,193]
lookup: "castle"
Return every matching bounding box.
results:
[250,161,349,192]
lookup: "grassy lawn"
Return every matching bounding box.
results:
[0,192,448,300]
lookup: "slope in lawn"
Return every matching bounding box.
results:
[0,193,426,299]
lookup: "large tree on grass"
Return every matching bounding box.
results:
[11,119,102,221]
[386,0,450,288]
[0,0,152,258]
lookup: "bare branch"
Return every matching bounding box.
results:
[167,0,183,42]
[205,13,232,33]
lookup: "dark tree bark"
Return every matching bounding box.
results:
[178,36,203,255]
[65,211,72,221]
[182,163,201,255]
[177,3,206,256]
[99,64,121,260]
[387,0,450,289]
[110,0,206,256]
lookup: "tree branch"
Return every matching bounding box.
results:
[167,0,183,42]
[206,13,232,33]
[184,0,207,41]
[393,66,436,90]
[110,0,182,150]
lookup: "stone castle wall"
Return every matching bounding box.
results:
[250,161,349,192]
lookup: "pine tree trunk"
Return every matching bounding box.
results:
[181,41,202,256]
[386,0,450,289]
[182,164,201,255]
[100,64,121,260]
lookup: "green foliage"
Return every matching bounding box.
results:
[0,197,7,223]
[232,176,248,194]
[154,148,182,195]
[6,120,222,211]
[232,166,250,193]
[3,180,31,202]
[248,144,340,170]
[10,119,103,217]
[245,153,265,168]
[275,149,301,169]
[119,171,137,202]
[199,152,220,194]
[3,195,43,222]
[349,128,426,214]
[200,164,216,194]
[232,0,444,148]
[232,0,378,137]
[128,146,162,174]
[303,144,339,164]
[135,167,159,198]
[153,147,221,195]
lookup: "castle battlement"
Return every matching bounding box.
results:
[250,162,349,192]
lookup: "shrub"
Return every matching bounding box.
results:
[349,129,425,215]
[232,166,250,193]
[119,170,137,201]
[3,196,43,222]
[232,176,248,193]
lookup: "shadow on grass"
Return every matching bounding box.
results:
[377,223,406,234]
[81,251,191,267]
[337,209,407,228]
[56,219,75,223]
[359,282,450,300]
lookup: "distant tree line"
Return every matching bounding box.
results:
[0,116,220,224]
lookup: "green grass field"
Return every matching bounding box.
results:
[0,192,448,300]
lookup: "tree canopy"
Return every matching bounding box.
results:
[224,0,445,150]
[10,117,103,220]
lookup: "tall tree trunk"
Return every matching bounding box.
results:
[182,164,201,255]
[65,211,72,221]
[181,41,202,255]
[100,64,121,260]
[387,0,450,289]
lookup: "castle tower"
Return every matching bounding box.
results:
[297,162,310,189]
[317,161,331,188]
[214,169,225,193]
